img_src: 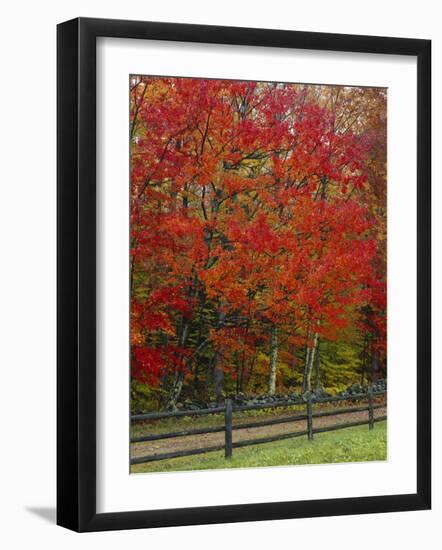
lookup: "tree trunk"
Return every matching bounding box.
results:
[314,339,321,392]
[371,346,379,383]
[212,352,224,402]
[360,332,368,385]
[192,292,207,397]
[303,332,319,394]
[211,304,226,402]
[268,325,278,395]
[165,319,190,410]
[291,343,297,371]
[165,370,184,411]
[302,345,310,393]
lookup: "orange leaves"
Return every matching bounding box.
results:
[129,76,387,387]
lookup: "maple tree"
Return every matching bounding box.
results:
[129,76,387,410]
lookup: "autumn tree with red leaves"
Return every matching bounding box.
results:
[129,77,387,411]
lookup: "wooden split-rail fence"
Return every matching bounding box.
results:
[130,388,386,465]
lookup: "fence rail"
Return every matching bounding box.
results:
[130,389,386,465]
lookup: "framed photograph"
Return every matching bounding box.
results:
[57,17,431,532]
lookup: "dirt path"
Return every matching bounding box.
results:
[131,406,387,459]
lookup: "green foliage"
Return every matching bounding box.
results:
[319,339,364,393]
[131,335,370,412]
[131,379,165,413]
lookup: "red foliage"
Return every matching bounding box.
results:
[129,77,386,386]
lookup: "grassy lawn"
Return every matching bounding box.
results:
[131,420,386,474]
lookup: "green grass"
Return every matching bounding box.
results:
[131,420,387,474]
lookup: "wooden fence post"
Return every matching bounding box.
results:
[307,396,313,440]
[225,398,233,459]
[368,385,374,430]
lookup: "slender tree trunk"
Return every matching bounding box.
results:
[165,318,190,410]
[268,325,278,395]
[165,177,192,410]
[291,343,297,371]
[235,353,240,395]
[212,351,224,402]
[314,339,321,392]
[360,332,368,385]
[244,352,257,393]
[211,304,226,402]
[302,345,311,393]
[192,291,206,397]
[371,345,379,384]
[239,319,250,393]
[165,371,184,411]
[303,332,319,394]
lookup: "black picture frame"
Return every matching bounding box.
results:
[57,17,431,532]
